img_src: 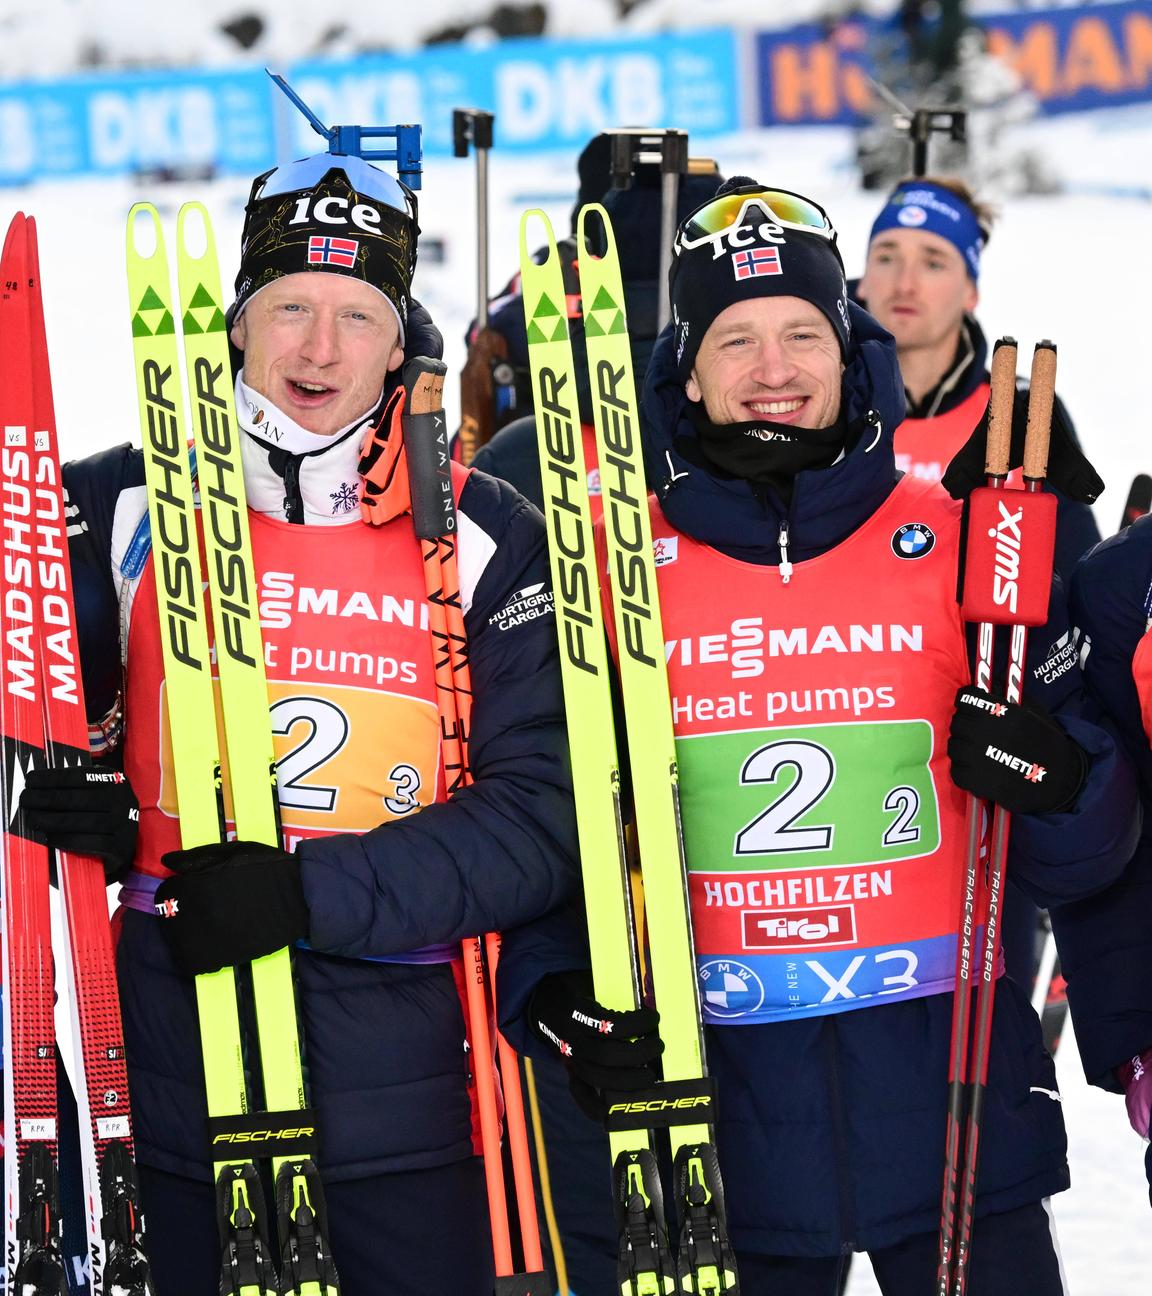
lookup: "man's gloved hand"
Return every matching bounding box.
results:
[529,970,664,1122]
[948,686,1088,816]
[155,841,308,977]
[20,766,140,883]
[1118,1048,1152,1139]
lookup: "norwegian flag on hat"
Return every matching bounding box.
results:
[732,246,782,280]
[308,235,359,268]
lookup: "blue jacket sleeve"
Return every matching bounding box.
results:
[61,443,146,751]
[983,569,1141,908]
[299,471,581,957]
[1047,520,1152,1085]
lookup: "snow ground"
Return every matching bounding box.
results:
[14,98,1152,1290]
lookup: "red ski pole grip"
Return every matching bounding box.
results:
[960,487,1057,626]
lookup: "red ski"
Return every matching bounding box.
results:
[2,211,153,1294]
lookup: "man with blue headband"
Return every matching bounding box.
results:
[857,176,1099,583]
[20,149,579,1294]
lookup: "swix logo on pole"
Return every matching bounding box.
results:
[989,500,1023,614]
[960,486,1057,628]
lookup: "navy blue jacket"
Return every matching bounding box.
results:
[500,302,1139,1257]
[1057,517,1152,1088]
[62,348,580,1183]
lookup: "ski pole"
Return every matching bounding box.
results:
[411,372,550,1295]
[936,337,1016,1294]
[360,358,550,1294]
[938,341,1058,1294]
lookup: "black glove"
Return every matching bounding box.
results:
[154,841,308,977]
[941,388,1104,505]
[529,970,664,1122]
[948,686,1088,816]
[20,766,140,883]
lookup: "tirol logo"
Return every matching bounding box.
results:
[892,523,935,559]
[742,905,857,951]
[653,535,679,567]
[897,204,928,227]
[699,959,765,1019]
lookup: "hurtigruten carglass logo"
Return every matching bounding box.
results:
[488,582,555,631]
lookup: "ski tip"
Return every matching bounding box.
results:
[2,209,27,260]
[519,208,555,265]
[577,200,613,256]
[126,204,163,262]
[177,202,214,263]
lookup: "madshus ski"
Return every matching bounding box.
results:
[2,211,153,1295]
[125,203,338,1296]
[521,205,738,1295]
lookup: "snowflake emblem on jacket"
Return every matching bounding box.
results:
[330,481,360,514]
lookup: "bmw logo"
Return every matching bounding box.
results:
[892,523,936,559]
[698,959,766,1020]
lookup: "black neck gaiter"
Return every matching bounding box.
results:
[688,403,849,483]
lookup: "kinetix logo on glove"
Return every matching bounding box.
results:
[571,1010,613,1034]
[536,1020,573,1057]
[959,690,1006,717]
[984,745,1047,783]
[155,898,179,918]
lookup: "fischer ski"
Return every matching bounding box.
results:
[125,202,338,1296]
[3,210,155,1295]
[521,205,738,1295]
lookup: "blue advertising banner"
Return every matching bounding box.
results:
[0,67,272,184]
[754,2,1152,126]
[983,2,1152,114]
[288,29,741,159]
[0,28,740,183]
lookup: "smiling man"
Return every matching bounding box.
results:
[20,151,578,1295]
[501,176,1138,1295]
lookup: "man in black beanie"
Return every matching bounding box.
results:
[21,142,579,1294]
[500,177,1137,1294]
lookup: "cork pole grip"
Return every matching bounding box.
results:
[407,361,446,417]
[1023,341,1057,482]
[985,337,1017,478]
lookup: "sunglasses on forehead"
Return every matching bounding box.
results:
[678,186,840,257]
[250,153,419,227]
